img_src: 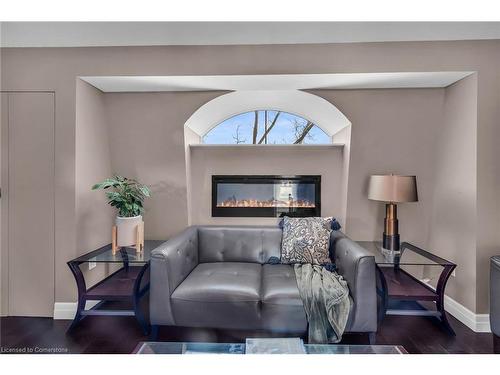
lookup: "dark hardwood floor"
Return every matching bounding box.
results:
[1,301,498,354]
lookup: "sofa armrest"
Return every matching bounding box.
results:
[330,231,377,333]
[150,226,199,326]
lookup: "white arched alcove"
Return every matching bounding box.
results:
[184,90,351,139]
[183,90,352,228]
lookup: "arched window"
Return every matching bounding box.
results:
[202,110,331,145]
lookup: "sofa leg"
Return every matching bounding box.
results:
[150,325,159,341]
[368,332,376,345]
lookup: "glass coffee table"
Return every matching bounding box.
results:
[133,341,407,354]
[357,241,456,335]
[67,240,164,334]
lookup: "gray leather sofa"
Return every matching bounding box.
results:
[150,225,377,342]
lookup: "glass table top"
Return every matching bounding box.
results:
[357,241,454,267]
[70,240,165,264]
[134,341,407,354]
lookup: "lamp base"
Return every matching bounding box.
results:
[383,233,400,251]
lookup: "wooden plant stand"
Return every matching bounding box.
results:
[112,221,144,254]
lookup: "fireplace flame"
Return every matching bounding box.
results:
[217,199,315,208]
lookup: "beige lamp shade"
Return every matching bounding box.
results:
[368,175,418,203]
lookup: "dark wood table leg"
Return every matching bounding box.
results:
[376,265,389,324]
[150,325,159,340]
[67,261,87,331]
[133,262,150,335]
[119,247,129,272]
[435,264,456,335]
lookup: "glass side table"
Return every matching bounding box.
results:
[133,341,408,354]
[356,241,457,335]
[67,240,164,334]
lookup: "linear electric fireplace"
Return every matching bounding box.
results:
[212,175,321,218]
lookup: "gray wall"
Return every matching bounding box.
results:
[102,88,446,237]
[76,80,114,254]
[331,125,352,231]
[75,80,120,288]
[188,145,344,226]
[1,40,498,313]
[427,75,478,311]
[1,93,6,316]
[103,91,223,240]
[313,89,444,246]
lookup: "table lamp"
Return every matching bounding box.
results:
[368,174,418,251]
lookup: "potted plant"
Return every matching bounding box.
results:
[92,175,151,247]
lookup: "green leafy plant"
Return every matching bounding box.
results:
[92,175,151,217]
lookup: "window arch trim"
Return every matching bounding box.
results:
[184,90,351,140]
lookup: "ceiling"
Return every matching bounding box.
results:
[1,22,500,47]
[81,72,473,92]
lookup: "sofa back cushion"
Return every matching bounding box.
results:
[198,226,282,264]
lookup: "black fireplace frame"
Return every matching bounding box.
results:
[212,175,321,218]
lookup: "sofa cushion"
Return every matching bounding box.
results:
[260,263,357,333]
[260,264,306,332]
[198,226,282,264]
[281,217,332,265]
[170,262,262,329]
[262,264,302,306]
[171,262,261,302]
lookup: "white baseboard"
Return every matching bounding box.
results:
[53,301,100,320]
[443,295,491,333]
[419,279,491,333]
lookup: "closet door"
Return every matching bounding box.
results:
[1,94,7,316]
[7,92,55,317]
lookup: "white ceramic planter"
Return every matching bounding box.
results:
[115,215,142,247]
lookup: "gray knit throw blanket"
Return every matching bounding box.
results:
[294,263,351,344]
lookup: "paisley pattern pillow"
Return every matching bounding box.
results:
[281,217,333,265]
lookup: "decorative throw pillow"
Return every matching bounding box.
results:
[279,216,341,231]
[280,217,333,265]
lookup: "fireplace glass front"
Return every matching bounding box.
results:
[212,175,321,217]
